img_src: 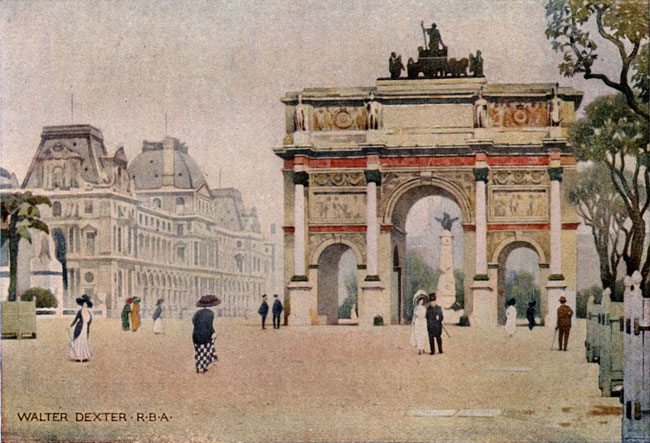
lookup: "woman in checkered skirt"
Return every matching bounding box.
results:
[192,295,220,373]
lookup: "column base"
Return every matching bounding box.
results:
[360,279,385,328]
[287,279,314,326]
[545,280,567,329]
[293,131,310,145]
[470,279,496,327]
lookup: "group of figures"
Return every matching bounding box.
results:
[473,87,562,129]
[388,22,484,79]
[257,294,284,329]
[294,94,381,132]
[410,291,445,355]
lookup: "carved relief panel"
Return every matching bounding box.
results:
[492,169,547,186]
[487,101,548,128]
[313,106,368,131]
[309,191,365,223]
[490,189,548,221]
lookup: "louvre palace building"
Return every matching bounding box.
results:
[14,124,276,318]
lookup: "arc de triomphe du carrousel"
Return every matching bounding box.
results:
[274,25,582,328]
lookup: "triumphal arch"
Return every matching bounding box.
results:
[275,33,582,327]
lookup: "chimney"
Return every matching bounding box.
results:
[162,137,175,186]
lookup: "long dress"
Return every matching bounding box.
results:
[505,305,517,338]
[192,308,217,373]
[153,305,163,334]
[69,308,92,361]
[410,304,428,352]
[131,303,140,331]
[121,304,131,331]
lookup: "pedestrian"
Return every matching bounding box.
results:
[410,290,428,355]
[258,294,269,329]
[121,298,132,331]
[505,298,517,338]
[130,297,141,332]
[526,300,536,330]
[192,295,220,373]
[556,295,574,351]
[68,294,93,362]
[153,298,164,334]
[272,294,284,329]
[426,293,444,355]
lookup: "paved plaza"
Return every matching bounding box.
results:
[2,317,622,442]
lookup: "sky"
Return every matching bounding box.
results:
[0,0,619,235]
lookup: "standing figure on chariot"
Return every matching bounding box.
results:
[421,22,446,57]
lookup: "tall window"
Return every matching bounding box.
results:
[52,202,62,217]
[86,232,96,255]
[176,197,185,214]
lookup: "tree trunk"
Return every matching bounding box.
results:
[8,216,19,302]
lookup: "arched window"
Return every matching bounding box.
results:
[153,198,161,208]
[176,197,185,214]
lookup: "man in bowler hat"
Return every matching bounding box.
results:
[556,295,574,351]
[258,294,269,329]
[426,293,444,355]
[272,294,284,329]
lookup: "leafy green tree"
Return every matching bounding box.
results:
[545,0,649,121]
[454,270,465,308]
[570,94,650,293]
[338,273,358,319]
[405,250,439,319]
[20,287,58,308]
[566,163,627,294]
[0,191,51,301]
[505,271,541,317]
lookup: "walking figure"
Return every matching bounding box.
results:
[121,298,131,331]
[426,293,444,355]
[526,301,536,330]
[192,295,220,373]
[272,294,283,329]
[68,294,93,362]
[258,294,269,330]
[556,296,573,351]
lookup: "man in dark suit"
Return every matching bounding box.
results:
[272,294,284,329]
[556,295,574,351]
[426,293,444,355]
[258,294,269,330]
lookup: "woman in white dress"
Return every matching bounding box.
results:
[505,298,517,338]
[68,294,93,362]
[410,290,429,354]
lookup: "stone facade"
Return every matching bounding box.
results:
[16,125,275,318]
[276,77,581,327]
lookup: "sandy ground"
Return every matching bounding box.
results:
[1,316,622,442]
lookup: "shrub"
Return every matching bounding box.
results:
[373,315,384,326]
[20,287,58,308]
[459,315,470,327]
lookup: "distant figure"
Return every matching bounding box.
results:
[526,301,536,330]
[272,294,284,329]
[121,299,132,331]
[435,212,459,231]
[426,293,444,355]
[258,294,269,330]
[366,92,380,130]
[294,94,307,131]
[130,297,141,332]
[153,298,164,334]
[192,295,220,373]
[410,291,428,355]
[68,294,93,362]
[469,50,484,77]
[549,87,562,126]
[505,298,517,338]
[556,296,574,351]
[474,90,489,128]
[389,52,404,79]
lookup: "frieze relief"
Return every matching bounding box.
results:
[308,232,366,265]
[313,106,368,131]
[487,101,548,128]
[490,189,548,220]
[492,169,547,186]
[311,171,366,187]
[309,191,365,223]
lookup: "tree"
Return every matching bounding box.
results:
[504,271,541,317]
[545,0,649,121]
[338,273,358,319]
[0,191,51,301]
[566,163,627,294]
[405,250,439,319]
[570,94,650,293]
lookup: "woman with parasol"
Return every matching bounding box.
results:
[153,298,165,334]
[410,290,428,355]
[68,294,93,362]
[192,295,220,373]
[130,297,141,332]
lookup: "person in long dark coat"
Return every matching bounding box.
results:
[68,294,93,362]
[426,293,444,355]
[121,299,131,331]
[153,298,164,334]
[258,294,269,330]
[272,294,283,329]
[526,301,536,330]
[192,295,220,373]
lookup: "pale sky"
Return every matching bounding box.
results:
[0,0,618,232]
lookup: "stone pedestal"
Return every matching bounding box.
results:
[287,279,313,326]
[437,230,463,324]
[470,280,495,327]
[360,279,385,328]
[545,280,567,329]
[548,126,563,139]
[293,131,310,145]
[472,128,492,140]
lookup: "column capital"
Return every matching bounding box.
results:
[364,169,382,185]
[548,167,564,182]
[293,171,309,187]
[472,167,489,182]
